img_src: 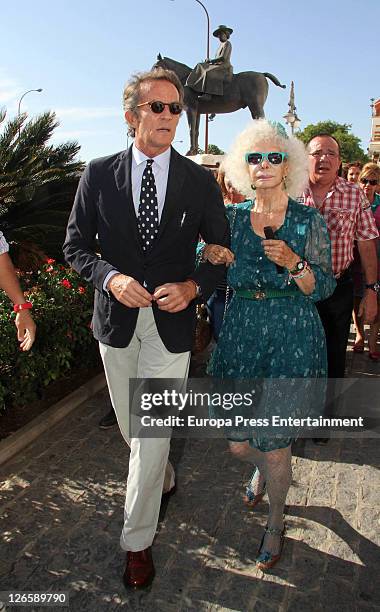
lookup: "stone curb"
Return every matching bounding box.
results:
[0,372,106,468]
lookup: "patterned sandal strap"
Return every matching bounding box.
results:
[265,525,285,537]
[247,467,259,488]
[247,468,266,493]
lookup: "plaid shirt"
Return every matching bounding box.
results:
[0,231,9,255]
[300,177,378,277]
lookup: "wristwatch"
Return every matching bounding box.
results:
[186,279,202,299]
[365,282,380,294]
[289,260,306,275]
[194,282,202,298]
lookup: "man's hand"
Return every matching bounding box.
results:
[15,311,36,351]
[357,240,378,322]
[107,274,152,308]
[153,281,196,313]
[358,290,378,323]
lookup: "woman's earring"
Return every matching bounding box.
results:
[283,176,288,191]
[251,183,256,191]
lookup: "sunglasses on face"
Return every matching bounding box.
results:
[245,152,288,165]
[136,100,183,115]
[360,178,378,186]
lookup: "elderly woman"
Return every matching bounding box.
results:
[204,120,336,570]
[353,163,380,359]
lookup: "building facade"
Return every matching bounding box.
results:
[369,98,380,161]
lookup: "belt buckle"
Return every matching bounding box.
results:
[253,290,266,300]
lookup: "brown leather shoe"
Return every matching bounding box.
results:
[123,547,155,589]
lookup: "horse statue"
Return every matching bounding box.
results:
[153,54,286,155]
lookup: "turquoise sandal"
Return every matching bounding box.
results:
[256,523,286,571]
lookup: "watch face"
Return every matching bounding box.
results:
[375,282,380,293]
[297,261,304,271]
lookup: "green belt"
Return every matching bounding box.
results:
[235,288,302,300]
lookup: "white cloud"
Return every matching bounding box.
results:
[55,107,121,120]
[52,129,114,139]
[0,71,21,106]
[0,88,19,105]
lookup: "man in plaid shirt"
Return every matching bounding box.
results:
[301,135,378,440]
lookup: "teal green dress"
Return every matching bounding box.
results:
[208,198,336,451]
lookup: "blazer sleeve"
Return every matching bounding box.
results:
[188,171,230,301]
[62,162,116,293]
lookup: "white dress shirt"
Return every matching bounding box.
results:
[103,144,172,291]
[0,231,9,255]
[131,144,171,220]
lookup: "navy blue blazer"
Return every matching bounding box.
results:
[63,146,230,352]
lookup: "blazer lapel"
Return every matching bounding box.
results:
[113,147,143,249]
[155,147,186,243]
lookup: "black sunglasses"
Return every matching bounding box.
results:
[136,100,183,115]
[360,178,378,186]
[245,152,288,165]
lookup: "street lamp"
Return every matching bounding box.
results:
[283,81,301,135]
[170,0,210,153]
[17,88,43,137]
[17,88,43,117]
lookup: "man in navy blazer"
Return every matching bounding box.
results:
[63,67,229,588]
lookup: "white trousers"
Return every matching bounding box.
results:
[99,307,190,552]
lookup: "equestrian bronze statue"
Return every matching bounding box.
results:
[154,26,286,155]
[186,25,234,102]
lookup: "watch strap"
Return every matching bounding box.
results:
[289,259,306,276]
[186,279,202,299]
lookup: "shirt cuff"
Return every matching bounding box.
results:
[103,270,119,293]
[0,231,9,255]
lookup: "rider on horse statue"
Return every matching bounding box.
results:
[186,25,233,102]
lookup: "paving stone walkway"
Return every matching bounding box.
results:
[0,337,379,612]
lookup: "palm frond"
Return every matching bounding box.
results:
[0,108,85,268]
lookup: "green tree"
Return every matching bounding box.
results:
[296,121,369,163]
[207,144,224,155]
[197,144,225,155]
[0,110,84,269]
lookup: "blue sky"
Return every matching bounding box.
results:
[1,0,378,162]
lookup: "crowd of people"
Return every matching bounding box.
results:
[1,65,379,589]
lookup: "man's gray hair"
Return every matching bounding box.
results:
[123,68,184,137]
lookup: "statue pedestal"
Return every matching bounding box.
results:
[187,154,224,171]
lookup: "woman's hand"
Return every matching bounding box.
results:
[262,239,299,270]
[15,310,36,351]
[203,244,235,266]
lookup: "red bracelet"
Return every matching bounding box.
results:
[13,302,33,312]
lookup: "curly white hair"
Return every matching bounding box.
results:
[223,119,309,200]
